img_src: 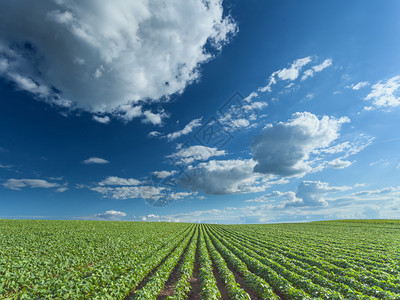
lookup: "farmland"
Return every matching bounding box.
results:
[0,219,399,299]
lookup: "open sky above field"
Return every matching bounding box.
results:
[0,0,400,223]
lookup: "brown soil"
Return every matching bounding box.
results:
[227,264,261,300]
[124,236,185,299]
[157,235,195,299]
[210,259,230,299]
[187,237,202,300]
[212,229,286,300]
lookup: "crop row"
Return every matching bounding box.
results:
[1,220,399,299]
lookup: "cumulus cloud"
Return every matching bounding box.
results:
[82,157,109,164]
[142,110,166,125]
[0,0,237,122]
[251,112,350,177]
[166,118,202,141]
[301,59,332,80]
[287,181,351,207]
[364,76,400,110]
[2,178,67,192]
[93,210,127,220]
[168,145,226,164]
[179,159,268,194]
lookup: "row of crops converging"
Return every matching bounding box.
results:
[1,219,400,299]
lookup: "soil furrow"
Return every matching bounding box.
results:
[157,233,195,299]
[188,234,202,300]
[124,228,193,299]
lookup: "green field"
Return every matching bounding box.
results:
[0,219,399,299]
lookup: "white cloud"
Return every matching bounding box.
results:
[98,176,141,186]
[287,181,351,207]
[259,57,311,92]
[218,101,268,132]
[327,158,353,169]
[0,0,237,121]
[93,210,127,220]
[251,112,350,177]
[152,170,177,179]
[346,81,369,90]
[179,159,268,194]
[92,115,110,124]
[142,110,165,125]
[136,184,399,223]
[91,185,165,200]
[91,184,196,202]
[247,181,350,207]
[277,57,312,81]
[0,163,12,169]
[354,186,397,197]
[141,213,161,221]
[82,157,110,164]
[169,145,226,164]
[245,190,297,203]
[244,92,258,102]
[305,93,314,100]
[369,159,390,167]
[2,178,67,191]
[301,59,332,80]
[364,76,400,110]
[166,118,202,141]
[147,131,162,138]
[89,175,195,202]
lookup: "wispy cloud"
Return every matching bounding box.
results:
[88,210,127,220]
[87,175,195,202]
[301,58,333,80]
[2,178,68,192]
[346,81,369,90]
[259,57,312,92]
[241,57,332,106]
[147,131,162,138]
[168,145,226,165]
[166,118,202,141]
[98,176,140,186]
[152,170,177,179]
[0,163,12,169]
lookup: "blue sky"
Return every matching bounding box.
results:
[1,0,400,223]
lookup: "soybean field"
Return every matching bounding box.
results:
[1,219,399,299]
